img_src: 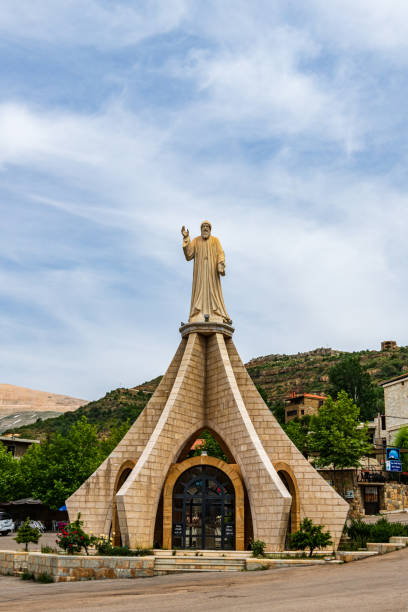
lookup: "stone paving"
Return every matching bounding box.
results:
[0,532,57,552]
[361,510,408,524]
[1,546,408,612]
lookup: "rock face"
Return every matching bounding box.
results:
[0,384,87,433]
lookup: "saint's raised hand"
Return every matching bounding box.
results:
[181,225,189,238]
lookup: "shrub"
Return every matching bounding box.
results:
[20,570,34,580]
[345,518,408,548]
[369,518,408,543]
[345,519,372,548]
[14,517,41,552]
[251,539,266,557]
[289,518,333,557]
[56,513,96,555]
[36,572,54,583]
[94,535,152,556]
[41,545,59,554]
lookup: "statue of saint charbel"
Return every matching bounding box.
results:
[181,221,231,324]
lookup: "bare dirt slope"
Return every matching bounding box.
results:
[0,384,87,433]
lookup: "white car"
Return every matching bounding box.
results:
[0,511,15,535]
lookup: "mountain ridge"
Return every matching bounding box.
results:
[5,344,408,439]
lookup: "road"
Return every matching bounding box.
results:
[1,546,408,612]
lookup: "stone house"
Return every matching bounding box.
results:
[284,392,326,423]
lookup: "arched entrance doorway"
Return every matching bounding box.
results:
[172,464,235,550]
[163,456,245,550]
[112,461,134,546]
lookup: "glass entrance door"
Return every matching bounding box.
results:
[172,465,235,549]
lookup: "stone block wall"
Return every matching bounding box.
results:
[318,469,363,517]
[0,551,154,582]
[225,338,349,547]
[68,328,348,551]
[384,482,408,511]
[117,332,206,548]
[66,338,188,537]
[206,333,291,550]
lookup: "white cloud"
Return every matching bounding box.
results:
[167,25,363,152]
[0,0,188,48]
[0,3,408,397]
[307,0,408,56]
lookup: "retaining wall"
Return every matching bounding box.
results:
[0,551,154,582]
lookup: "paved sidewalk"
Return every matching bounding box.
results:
[1,545,408,612]
[0,532,58,552]
[361,511,408,524]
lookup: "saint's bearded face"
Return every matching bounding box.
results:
[201,223,211,239]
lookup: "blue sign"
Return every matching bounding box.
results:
[386,447,401,461]
[386,460,402,472]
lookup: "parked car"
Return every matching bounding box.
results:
[0,511,15,535]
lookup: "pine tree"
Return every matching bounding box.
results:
[14,517,41,551]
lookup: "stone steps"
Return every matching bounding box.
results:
[153,549,251,559]
[366,542,405,554]
[389,536,408,545]
[154,556,245,574]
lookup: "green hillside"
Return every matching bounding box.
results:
[247,345,408,406]
[6,387,153,439]
[6,344,408,440]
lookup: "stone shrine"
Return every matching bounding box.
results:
[67,222,348,551]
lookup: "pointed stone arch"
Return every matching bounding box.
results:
[273,461,301,534]
[176,426,236,463]
[112,460,135,546]
[162,455,245,550]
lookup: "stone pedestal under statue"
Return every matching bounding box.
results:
[67,223,348,551]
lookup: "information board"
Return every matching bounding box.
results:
[386,460,402,472]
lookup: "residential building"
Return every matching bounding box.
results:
[379,372,408,445]
[284,392,326,423]
[0,435,39,458]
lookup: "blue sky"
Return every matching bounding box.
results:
[1,1,408,400]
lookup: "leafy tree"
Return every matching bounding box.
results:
[99,421,131,457]
[329,355,379,420]
[394,426,408,471]
[14,517,41,551]
[256,385,269,404]
[0,444,24,502]
[289,518,332,557]
[284,416,312,458]
[19,417,103,509]
[310,391,372,489]
[192,430,227,462]
[380,359,403,380]
[270,401,286,426]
